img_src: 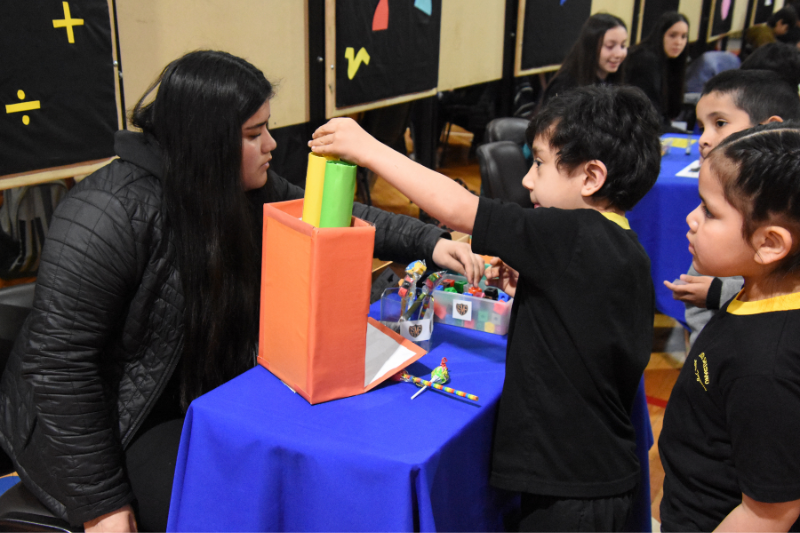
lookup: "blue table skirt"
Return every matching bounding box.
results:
[629,135,700,327]
[168,303,653,532]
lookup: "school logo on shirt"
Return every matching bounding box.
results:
[694,352,710,391]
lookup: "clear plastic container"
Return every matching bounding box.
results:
[431,275,513,335]
[380,287,434,349]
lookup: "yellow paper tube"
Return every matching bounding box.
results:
[302,153,338,227]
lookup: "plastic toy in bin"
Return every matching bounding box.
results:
[432,274,513,335]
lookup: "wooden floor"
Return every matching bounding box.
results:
[369,126,685,525]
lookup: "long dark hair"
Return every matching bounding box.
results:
[709,122,800,276]
[131,50,274,408]
[629,12,689,119]
[553,13,628,88]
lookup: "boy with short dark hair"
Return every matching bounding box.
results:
[665,69,800,344]
[310,84,662,531]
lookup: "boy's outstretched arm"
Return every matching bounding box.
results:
[310,118,479,234]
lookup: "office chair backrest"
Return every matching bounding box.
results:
[477,141,534,209]
[0,283,35,477]
[484,117,530,146]
[0,283,35,375]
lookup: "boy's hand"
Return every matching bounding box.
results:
[663,274,714,308]
[484,257,518,297]
[309,118,382,167]
[431,239,484,287]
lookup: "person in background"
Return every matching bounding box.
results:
[541,14,628,105]
[664,69,800,345]
[684,50,741,94]
[0,50,483,532]
[625,12,690,130]
[659,122,800,532]
[741,24,777,63]
[768,6,800,47]
[741,41,800,93]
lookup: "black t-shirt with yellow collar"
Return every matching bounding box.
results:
[472,197,654,498]
[659,291,800,532]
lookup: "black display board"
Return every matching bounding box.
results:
[748,0,775,25]
[519,0,592,73]
[0,0,118,176]
[639,0,681,42]
[708,0,737,39]
[335,0,442,108]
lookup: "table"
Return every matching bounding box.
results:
[167,302,654,532]
[628,134,701,327]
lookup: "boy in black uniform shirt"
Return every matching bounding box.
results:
[309,85,662,531]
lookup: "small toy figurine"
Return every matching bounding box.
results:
[411,357,450,399]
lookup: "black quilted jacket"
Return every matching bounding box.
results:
[0,131,448,525]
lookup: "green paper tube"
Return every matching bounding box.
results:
[319,160,357,228]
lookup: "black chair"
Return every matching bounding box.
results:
[0,484,77,532]
[484,117,530,146]
[0,283,35,373]
[476,141,534,209]
[0,282,78,532]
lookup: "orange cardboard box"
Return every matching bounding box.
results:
[258,200,425,404]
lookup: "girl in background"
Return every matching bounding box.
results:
[542,13,628,104]
[625,12,690,130]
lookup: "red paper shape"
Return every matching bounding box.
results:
[372,0,389,31]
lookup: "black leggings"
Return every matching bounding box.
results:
[124,418,184,532]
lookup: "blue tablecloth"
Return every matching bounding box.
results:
[168,303,654,532]
[628,135,701,327]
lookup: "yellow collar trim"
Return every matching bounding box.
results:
[601,212,631,230]
[727,289,800,315]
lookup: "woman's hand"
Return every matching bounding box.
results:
[309,118,382,168]
[484,257,518,297]
[84,504,137,533]
[663,274,714,308]
[431,239,484,287]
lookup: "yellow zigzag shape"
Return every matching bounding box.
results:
[345,47,370,80]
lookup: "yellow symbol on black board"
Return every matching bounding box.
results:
[344,47,370,80]
[6,90,41,126]
[53,1,84,44]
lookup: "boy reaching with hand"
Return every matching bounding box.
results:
[311,84,662,531]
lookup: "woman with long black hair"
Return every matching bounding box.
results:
[625,12,690,129]
[0,50,483,532]
[542,13,629,105]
